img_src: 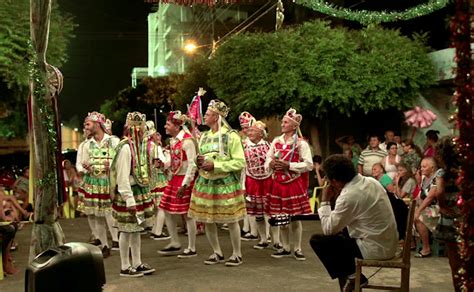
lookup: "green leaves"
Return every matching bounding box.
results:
[203,20,436,120]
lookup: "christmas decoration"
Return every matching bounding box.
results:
[294,0,448,25]
[450,0,474,290]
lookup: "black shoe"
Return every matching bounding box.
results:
[253,242,269,250]
[294,250,306,261]
[111,241,119,251]
[271,249,291,258]
[89,239,101,246]
[144,226,153,232]
[150,233,171,241]
[272,243,283,251]
[240,229,249,237]
[241,233,259,241]
[225,255,243,267]
[158,246,181,255]
[177,249,197,259]
[343,274,368,292]
[102,246,111,258]
[135,263,155,275]
[220,224,229,231]
[120,266,144,278]
[204,253,225,265]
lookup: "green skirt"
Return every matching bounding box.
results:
[112,185,155,232]
[188,174,246,224]
[79,174,112,216]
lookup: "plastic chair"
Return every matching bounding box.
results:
[354,199,416,291]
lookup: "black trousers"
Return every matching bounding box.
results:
[309,233,363,279]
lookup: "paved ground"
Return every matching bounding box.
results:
[1,217,454,292]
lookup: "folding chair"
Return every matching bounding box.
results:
[355,199,416,291]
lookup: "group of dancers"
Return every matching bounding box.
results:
[75,93,314,277]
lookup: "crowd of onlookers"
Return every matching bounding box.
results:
[307,129,462,291]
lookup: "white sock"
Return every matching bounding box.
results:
[256,220,267,244]
[185,217,197,251]
[249,216,258,237]
[291,221,303,251]
[95,217,109,248]
[130,232,142,267]
[280,225,290,251]
[164,213,181,248]
[271,226,281,245]
[242,216,249,233]
[265,215,271,239]
[152,208,166,235]
[205,223,222,256]
[119,232,131,270]
[87,215,98,239]
[228,222,242,257]
[105,212,119,242]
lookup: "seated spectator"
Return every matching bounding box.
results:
[0,189,19,275]
[308,155,325,191]
[372,163,408,241]
[414,157,443,258]
[0,187,31,222]
[381,142,401,180]
[423,130,440,158]
[394,163,417,199]
[342,148,358,170]
[401,139,422,175]
[310,155,398,291]
[12,167,30,209]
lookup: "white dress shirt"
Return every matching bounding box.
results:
[318,174,398,260]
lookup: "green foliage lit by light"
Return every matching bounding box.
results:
[206,20,436,120]
[294,0,448,25]
[0,0,75,138]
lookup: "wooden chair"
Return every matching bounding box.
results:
[354,199,416,292]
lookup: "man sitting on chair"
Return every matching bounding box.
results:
[309,155,398,292]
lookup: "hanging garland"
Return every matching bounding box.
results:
[28,42,58,187]
[294,0,449,25]
[450,0,474,290]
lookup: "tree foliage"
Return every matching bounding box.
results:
[206,20,436,120]
[100,75,183,135]
[0,0,75,138]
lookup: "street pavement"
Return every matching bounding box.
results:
[1,217,454,292]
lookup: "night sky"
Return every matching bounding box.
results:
[57,0,153,124]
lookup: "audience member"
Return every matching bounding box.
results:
[424,130,440,158]
[379,130,403,156]
[382,142,401,180]
[310,155,398,291]
[401,139,422,174]
[335,135,361,166]
[357,135,387,176]
[393,163,417,199]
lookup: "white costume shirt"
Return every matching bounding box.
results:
[76,134,119,174]
[115,143,136,208]
[264,134,313,173]
[318,174,398,260]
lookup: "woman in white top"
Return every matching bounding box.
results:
[382,141,401,180]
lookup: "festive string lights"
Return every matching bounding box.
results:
[450,0,474,290]
[294,0,449,25]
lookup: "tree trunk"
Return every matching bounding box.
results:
[28,0,64,261]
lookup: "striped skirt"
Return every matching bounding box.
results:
[159,175,194,214]
[112,185,155,232]
[188,174,247,224]
[78,174,112,217]
[266,177,312,216]
[245,176,272,216]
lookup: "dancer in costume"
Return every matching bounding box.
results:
[265,108,313,261]
[243,119,282,250]
[77,112,119,257]
[111,111,155,277]
[158,111,198,258]
[145,121,170,240]
[239,111,258,241]
[188,100,247,267]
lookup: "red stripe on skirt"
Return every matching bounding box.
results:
[159,175,194,214]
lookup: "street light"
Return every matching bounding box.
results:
[184,42,198,54]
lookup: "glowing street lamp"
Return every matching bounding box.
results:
[184,42,198,54]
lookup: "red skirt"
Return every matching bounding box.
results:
[266,177,312,215]
[245,176,272,216]
[159,175,194,214]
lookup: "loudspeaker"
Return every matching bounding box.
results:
[25,242,106,292]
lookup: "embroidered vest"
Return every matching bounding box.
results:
[273,140,301,184]
[114,138,149,187]
[88,138,116,177]
[244,139,271,180]
[170,132,193,174]
[198,130,233,180]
